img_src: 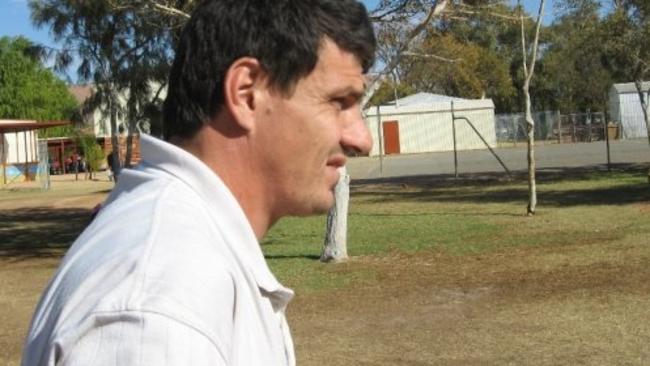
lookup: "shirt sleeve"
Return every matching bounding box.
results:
[56,310,228,366]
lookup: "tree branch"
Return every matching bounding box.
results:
[451,8,528,22]
[369,0,414,21]
[402,51,459,63]
[149,1,191,19]
[520,3,528,78]
[526,0,546,84]
[363,0,450,107]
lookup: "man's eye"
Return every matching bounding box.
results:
[332,98,351,110]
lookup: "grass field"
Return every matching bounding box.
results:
[1,166,649,365]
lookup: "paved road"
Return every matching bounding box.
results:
[347,139,650,180]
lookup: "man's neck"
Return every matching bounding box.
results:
[171,126,273,240]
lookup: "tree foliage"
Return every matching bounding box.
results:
[536,0,612,112]
[601,0,650,84]
[29,0,182,171]
[397,32,515,110]
[74,131,105,176]
[0,36,78,137]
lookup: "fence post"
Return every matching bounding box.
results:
[375,105,383,176]
[605,119,612,172]
[587,108,593,142]
[513,115,518,147]
[451,101,458,178]
[571,114,577,142]
[557,111,563,144]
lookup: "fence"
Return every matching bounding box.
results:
[351,109,645,180]
[495,111,610,144]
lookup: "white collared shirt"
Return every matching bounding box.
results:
[22,135,295,366]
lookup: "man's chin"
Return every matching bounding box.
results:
[291,194,335,217]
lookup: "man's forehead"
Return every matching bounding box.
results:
[315,41,365,81]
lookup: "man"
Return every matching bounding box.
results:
[22,0,375,365]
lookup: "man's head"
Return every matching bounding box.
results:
[163,0,376,141]
[163,0,376,230]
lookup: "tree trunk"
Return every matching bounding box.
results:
[634,81,650,183]
[124,102,137,169]
[519,0,544,216]
[321,167,350,262]
[524,89,537,215]
[109,96,122,182]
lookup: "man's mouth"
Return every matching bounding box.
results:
[326,154,346,169]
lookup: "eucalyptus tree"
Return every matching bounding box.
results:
[29,0,183,178]
[518,0,545,216]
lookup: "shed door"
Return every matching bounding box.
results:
[382,120,400,154]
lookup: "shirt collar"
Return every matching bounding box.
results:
[139,134,293,303]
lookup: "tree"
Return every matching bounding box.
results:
[74,131,105,179]
[602,0,650,181]
[367,78,416,106]
[396,33,515,110]
[434,1,523,112]
[537,0,612,113]
[29,0,180,179]
[519,0,546,216]
[0,36,78,137]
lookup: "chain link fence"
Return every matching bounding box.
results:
[495,111,610,144]
[351,106,645,179]
[37,140,51,191]
[495,110,557,143]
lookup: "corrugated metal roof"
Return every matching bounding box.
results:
[611,81,650,94]
[386,92,467,106]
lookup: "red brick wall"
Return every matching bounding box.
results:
[99,135,141,167]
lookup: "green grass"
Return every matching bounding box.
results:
[262,167,650,292]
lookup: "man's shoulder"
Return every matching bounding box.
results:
[46,174,238,347]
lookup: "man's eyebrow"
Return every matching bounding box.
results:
[332,85,365,100]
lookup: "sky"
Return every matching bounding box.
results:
[0,0,556,79]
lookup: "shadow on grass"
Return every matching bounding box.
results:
[353,164,650,207]
[0,206,93,259]
[264,254,321,260]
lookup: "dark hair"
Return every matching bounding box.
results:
[163,0,376,140]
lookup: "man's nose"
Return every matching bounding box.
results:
[341,111,373,156]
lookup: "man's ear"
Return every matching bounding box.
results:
[223,57,267,132]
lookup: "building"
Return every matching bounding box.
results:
[0,120,69,184]
[69,84,166,165]
[608,82,650,139]
[364,92,496,157]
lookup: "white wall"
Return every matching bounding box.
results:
[0,130,39,164]
[608,87,648,139]
[364,99,496,157]
[91,83,168,138]
[618,92,648,139]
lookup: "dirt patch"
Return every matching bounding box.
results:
[291,247,650,365]
[638,202,650,214]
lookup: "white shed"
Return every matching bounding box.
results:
[0,120,69,184]
[608,82,649,139]
[364,93,496,157]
